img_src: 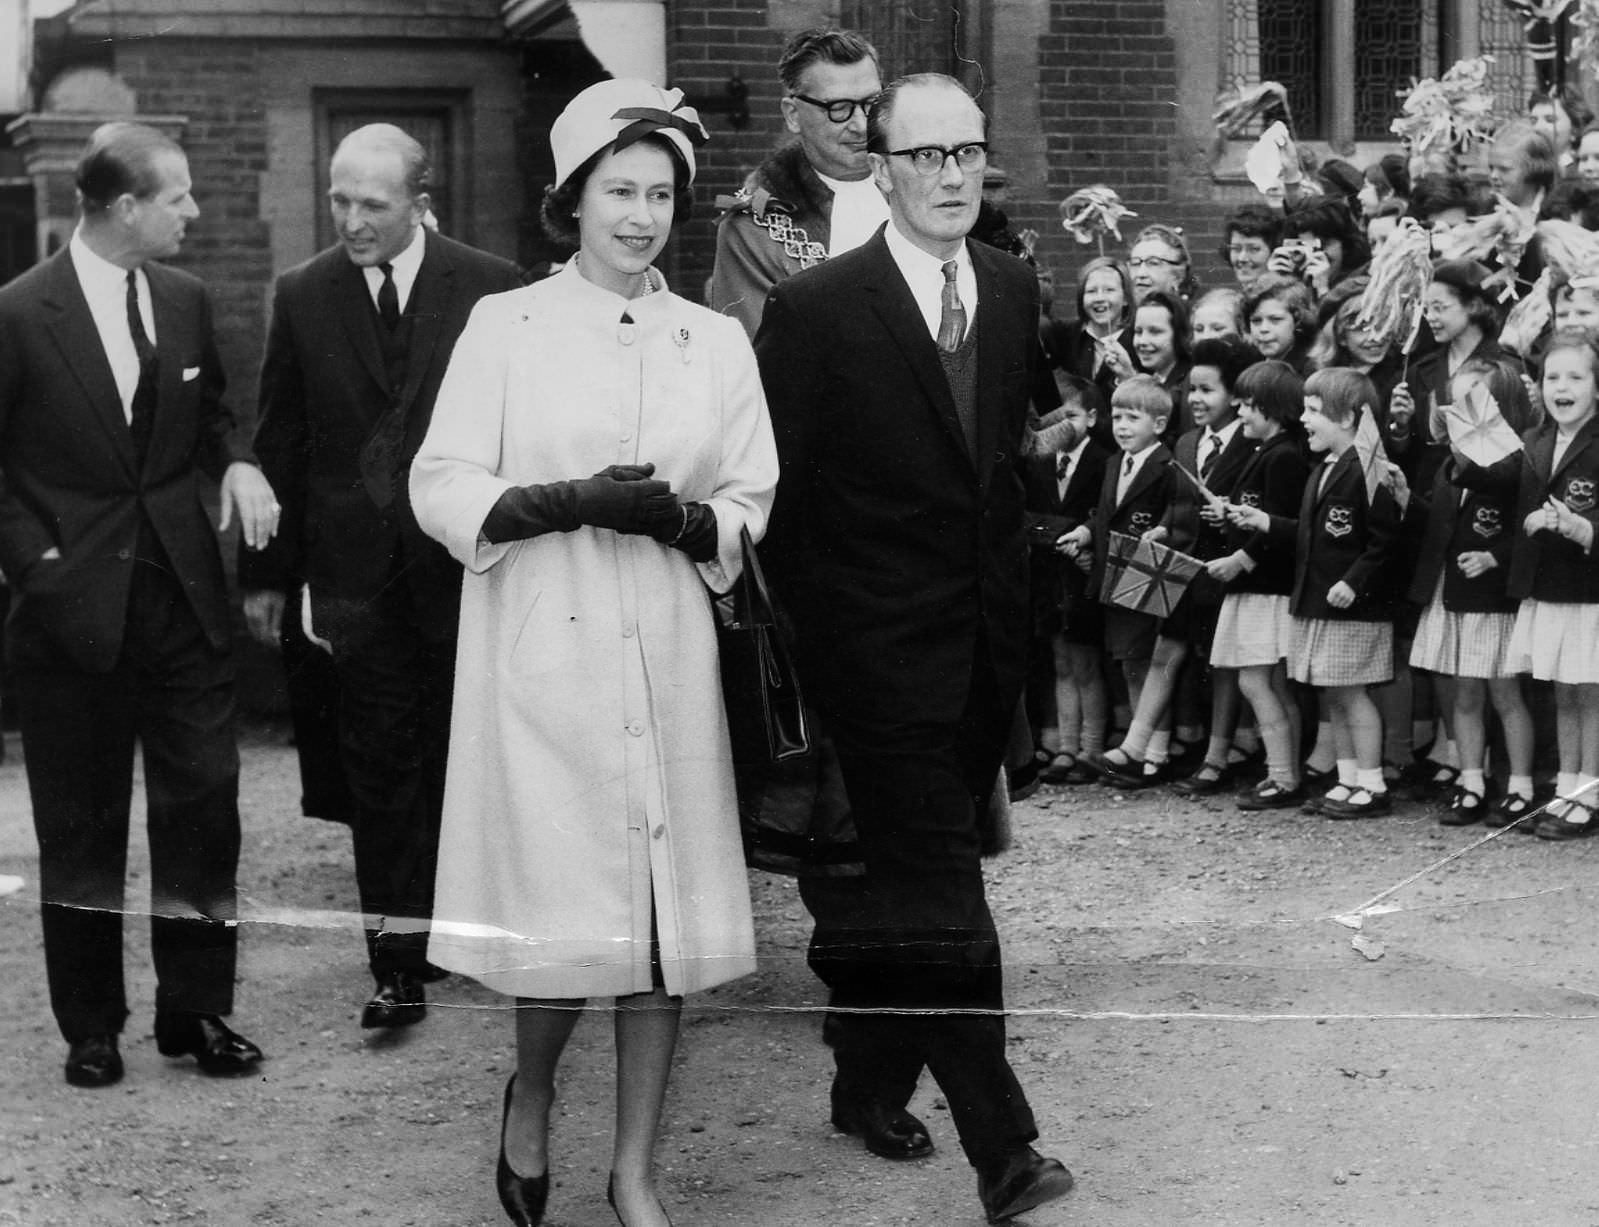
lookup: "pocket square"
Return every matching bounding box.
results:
[182,366,201,382]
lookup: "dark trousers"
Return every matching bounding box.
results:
[21,556,241,1042]
[281,582,351,824]
[313,581,452,977]
[810,644,1038,1167]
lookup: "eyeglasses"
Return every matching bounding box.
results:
[883,142,989,176]
[1128,255,1182,269]
[790,93,878,123]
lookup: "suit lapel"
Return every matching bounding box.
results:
[395,231,448,416]
[40,251,137,477]
[1117,443,1168,510]
[861,235,973,471]
[1550,416,1599,484]
[1210,428,1254,492]
[971,243,1004,489]
[331,257,390,394]
[147,263,193,469]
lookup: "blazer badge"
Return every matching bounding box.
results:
[1564,477,1596,514]
[1325,504,1353,538]
[1471,505,1501,539]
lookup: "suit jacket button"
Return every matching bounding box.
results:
[994,451,1005,463]
[117,549,131,561]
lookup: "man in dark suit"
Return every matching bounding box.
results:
[754,74,1074,1222]
[245,124,521,1030]
[0,122,276,1087]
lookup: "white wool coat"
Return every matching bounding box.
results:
[409,261,777,998]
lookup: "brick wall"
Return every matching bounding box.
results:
[668,0,791,298]
[114,40,272,422]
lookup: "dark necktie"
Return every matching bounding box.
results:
[937,260,966,353]
[1124,454,1135,478]
[1200,431,1220,482]
[125,270,158,466]
[377,262,400,331]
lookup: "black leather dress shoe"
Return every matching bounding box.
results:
[361,971,426,1029]
[154,1012,263,1076]
[1171,762,1235,796]
[497,1076,549,1226]
[64,1034,123,1088]
[831,1099,934,1160]
[977,1147,1075,1222]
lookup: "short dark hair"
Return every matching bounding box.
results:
[1406,172,1472,223]
[76,122,184,213]
[539,133,694,249]
[1190,334,1263,390]
[1364,153,1411,200]
[1234,359,1305,427]
[1135,288,1192,365]
[778,28,879,93]
[1245,275,1318,341]
[1284,197,1370,270]
[1221,204,1283,257]
[865,73,986,155]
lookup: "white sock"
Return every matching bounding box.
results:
[1508,775,1534,799]
[1575,775,1599,804]
[1557,772,1579,800]
[1337,758,1359,787]
[1357,767,1386,794]
[1460,768,1486,797]
[1146,728,1171,764]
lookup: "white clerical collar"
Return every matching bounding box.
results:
[818,171,890,257]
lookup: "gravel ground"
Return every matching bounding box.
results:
[4,722,1599,1226]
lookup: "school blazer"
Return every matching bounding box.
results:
[1223,431,1310,597]
[1159,423,1256,556]
[1024,439,1109,615]
[1505,416,1599,603]
[1408,454,1519,613]
[1088,443,1174,597]
[1289,448,1402,621]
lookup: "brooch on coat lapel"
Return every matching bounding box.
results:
[674,326,692,364]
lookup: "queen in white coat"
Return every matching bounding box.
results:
[408,81,777,1227]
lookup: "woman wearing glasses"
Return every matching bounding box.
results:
[1127,223,1196,303]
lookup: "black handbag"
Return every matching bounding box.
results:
[716,526,810,765]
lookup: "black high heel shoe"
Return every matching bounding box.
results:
[497,1075,549,1227]
[607,1175,675,1227]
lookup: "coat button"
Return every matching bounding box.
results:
[626,721,643,736]
[651,824,665,840]
[622,625,635,638]
[994,451,1006,463]
[117,549,131,561]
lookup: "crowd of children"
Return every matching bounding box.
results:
[1026,124,1599,838]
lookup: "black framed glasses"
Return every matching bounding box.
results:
[884,142,989,176]
[791,93,878,123]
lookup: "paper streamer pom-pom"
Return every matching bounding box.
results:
[1059,185,1135,247]
[1390,56,1497,154]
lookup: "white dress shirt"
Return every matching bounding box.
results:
[1198,417,1243,480]
[883,220,977,346]
[820,172,891,257]
[1057,435,1089,500]
[360,223,425,314]
[69,229,153,425]
[1115,441,1159,505]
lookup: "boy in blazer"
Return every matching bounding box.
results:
[1062,375,1175,749]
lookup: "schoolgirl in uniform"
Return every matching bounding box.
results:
[1211,360,1312,808]
[1504,330,1599,838]
[1409,357,1538,825]
[1287,368,1404,817]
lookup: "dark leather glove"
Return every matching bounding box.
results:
[480,463,679,544]
[569,463,680,533]
[647,500,720,563]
